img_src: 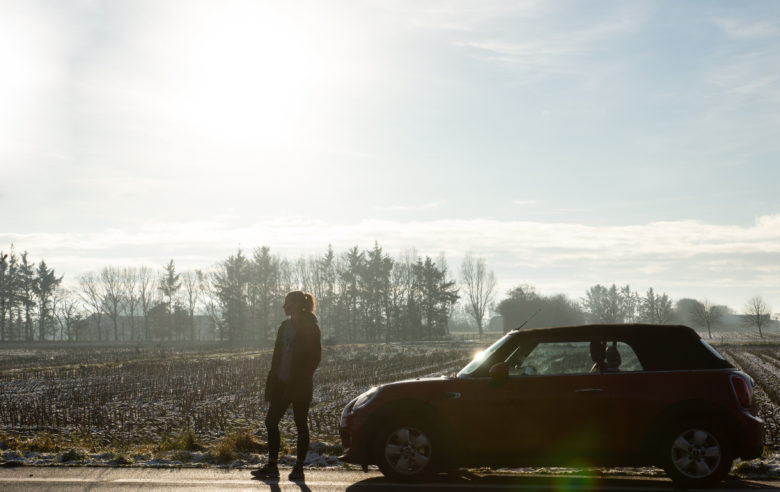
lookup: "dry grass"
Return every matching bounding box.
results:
[158,429,203,452]
[207,428,266,464]
[24,432,58,453]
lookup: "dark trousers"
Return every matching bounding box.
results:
[265,397,311,464]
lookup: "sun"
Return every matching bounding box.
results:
[169,3,328,149]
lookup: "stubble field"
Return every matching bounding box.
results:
[0,341,473,462]
[0,338,777,467]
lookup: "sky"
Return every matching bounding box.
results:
[1,0,779,313]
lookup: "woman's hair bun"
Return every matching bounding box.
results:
[288,290,316,314]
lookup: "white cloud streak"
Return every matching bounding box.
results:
[374,200,447,212]
[710,18,778,39]
[513,199,537,206]
[3,215,779,310]
[446,4,649,82]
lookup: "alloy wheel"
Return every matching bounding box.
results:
[670,428,722,479]
[384,426,432,476]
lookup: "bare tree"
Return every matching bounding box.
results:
[53,287,83,341]
[120,267,139,341]
[460,253,497,337]
[138,266,156,341]
[79,272,105,341]
[278,258,294,295]
[387,257,411,342]
[743,296,770,338]
[202,270,225,341]
[690,299,722,339]
[181,270,203,341]
[311,246,335,339]
[101,266,124,341]
[294,256,312,292]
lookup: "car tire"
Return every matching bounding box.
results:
[660,421,733,489]
[374,416,440,482]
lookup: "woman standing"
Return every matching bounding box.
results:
[252,291,321,481]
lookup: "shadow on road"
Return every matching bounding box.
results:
[345,471,777,491]
[251,475,312,492]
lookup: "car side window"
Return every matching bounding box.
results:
[613,341,643,371]
[505,340,644,376]
[506,341,593,376]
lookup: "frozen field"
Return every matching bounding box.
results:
[0,338,776,472]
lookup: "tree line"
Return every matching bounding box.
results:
[0,244,461,344]
[0,244,774,344]
[209,244,459,344]
[0,250,62,342]
[496,283,775,339]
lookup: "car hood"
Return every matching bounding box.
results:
[377,375,457,392]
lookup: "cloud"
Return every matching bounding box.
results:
[513,199,537,206]
[446,5,648,81]
[374,200,447,212]
[3,214,779,309]
[711,18,778,39]
[397,0,547,32]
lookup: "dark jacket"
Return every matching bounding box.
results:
[264,314,321,402]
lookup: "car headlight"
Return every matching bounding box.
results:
[352,386,380,411]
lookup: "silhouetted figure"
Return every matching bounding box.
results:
[590,340,622,372]
[252,291,321,482]
[589,340,606,373]
[605,341,622,371]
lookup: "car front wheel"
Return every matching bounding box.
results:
[661,424,733,489]
[375,419,438,482]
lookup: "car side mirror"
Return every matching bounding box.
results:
[489,362,508,384]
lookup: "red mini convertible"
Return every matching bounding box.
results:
[339,324,764,488]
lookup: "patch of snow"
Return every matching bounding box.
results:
[6,447,776,480]
[303,450,329,467]
[1,450,22,461]
[734,456,780,479]
[145,458,175,466]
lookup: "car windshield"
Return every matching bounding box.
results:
[457,333,514,377]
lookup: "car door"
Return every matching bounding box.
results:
[502,340,606,458]
[445,377,529,461]
[519,339,654,457]
[448,340,605,463]
[580,341,659,454]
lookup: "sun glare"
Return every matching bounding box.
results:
[170,4,328,148]
[0,5,61,153]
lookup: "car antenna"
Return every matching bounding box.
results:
[515,308,542,331]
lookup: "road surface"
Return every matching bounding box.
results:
[0,466,777,491]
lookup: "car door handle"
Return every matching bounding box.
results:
[575,388,604,393]
[443,392,461,399]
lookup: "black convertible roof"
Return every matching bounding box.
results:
[515,323,701,341]
[511,323,731,371]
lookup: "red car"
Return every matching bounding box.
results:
[339,324,764,488]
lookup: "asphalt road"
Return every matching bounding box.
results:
[0,466,777,491]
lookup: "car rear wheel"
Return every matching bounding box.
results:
[661,423,733,489]
[375,418,438,482]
